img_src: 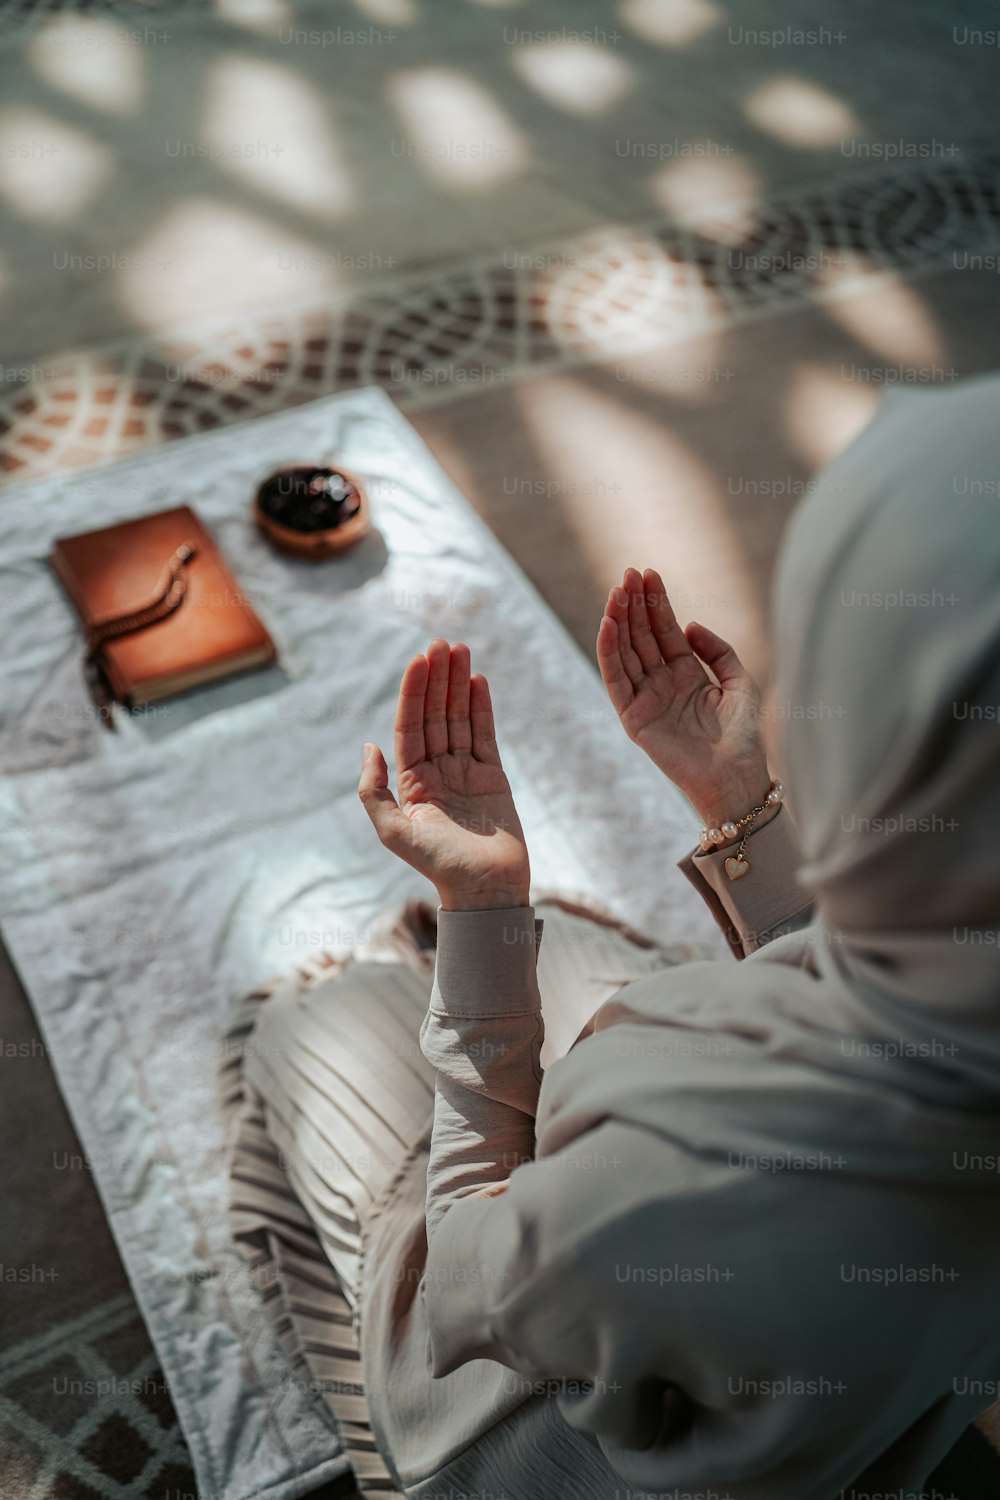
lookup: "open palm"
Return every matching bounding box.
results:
[359,640,530,911]
[597,567,768,826]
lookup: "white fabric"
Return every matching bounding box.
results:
[0,387,723,1500]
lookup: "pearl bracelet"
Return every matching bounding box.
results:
[698,779,784,881]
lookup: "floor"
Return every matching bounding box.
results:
[1,1,1000,1496]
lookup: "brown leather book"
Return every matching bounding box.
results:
[50,505,277,707]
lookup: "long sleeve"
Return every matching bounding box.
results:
[678,804,813,958]
[419,905,544,1238]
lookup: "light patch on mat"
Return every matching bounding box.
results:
[214,0,296,34]
[620,0,723,47]
[816,263,946,370]
[201,55,356,219]
[353,0,420,23]
[784,362,881,469]
[115,199,345,333]
[609,326,733,405]
[514,370,766,665]
[509,40,634,116]
[0,106,113,223]
[27,15,146,115]
[648,151,763,232]
[386,68,529,189]
[743,76,861,149]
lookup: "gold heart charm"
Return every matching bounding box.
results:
[724,856,750,881]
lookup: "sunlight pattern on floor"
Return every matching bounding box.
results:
[1,147,997,483]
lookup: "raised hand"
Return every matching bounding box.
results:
[597,567,770,829]
[358,639,530,911]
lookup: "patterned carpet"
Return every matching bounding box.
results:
[2,147,1000,482]
[0,1302,354,1498]
[0,1297,195,1500]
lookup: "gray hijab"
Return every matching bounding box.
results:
[776,377,1000,1095]
[548,376,1000,1155]
[528,377,1000,1499]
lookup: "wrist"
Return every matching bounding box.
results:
[696,797,780,836]
[698,799,780,844]
[437,881,531,912]
[696,776,784,852]
[693,766,774,831]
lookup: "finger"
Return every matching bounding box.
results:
[624,565,661,671]
[643,568,694,665]
[394,653,428,770]
[469,673,501,765]
[423,638,451,757]
[446,642,472,754]
[608,579,643,686]
[596,611,634,714]
[358,743,407,849]
[685,620,750,689]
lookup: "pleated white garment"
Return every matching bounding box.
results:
[219,898,687,1496]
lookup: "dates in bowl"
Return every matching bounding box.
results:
[254,464,371,558]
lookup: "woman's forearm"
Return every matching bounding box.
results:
[419,906,544,1238]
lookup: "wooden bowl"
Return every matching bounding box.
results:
[254,464,371,559]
